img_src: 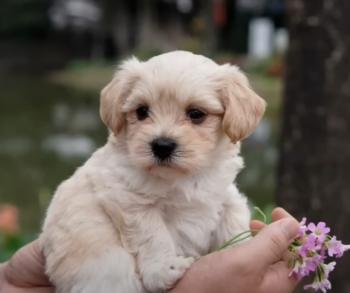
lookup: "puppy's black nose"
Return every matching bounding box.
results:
[151,137,177,161]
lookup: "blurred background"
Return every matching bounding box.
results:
[0,0,349,291]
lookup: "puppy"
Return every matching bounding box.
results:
[40,51,266,293]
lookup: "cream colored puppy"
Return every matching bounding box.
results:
[40,51,266,293]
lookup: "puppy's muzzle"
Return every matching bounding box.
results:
[150,137,177,162]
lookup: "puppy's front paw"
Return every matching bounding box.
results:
[142,256,194,292]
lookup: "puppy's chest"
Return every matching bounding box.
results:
[162,199,224,257]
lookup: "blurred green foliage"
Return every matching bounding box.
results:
[0,233,35,262]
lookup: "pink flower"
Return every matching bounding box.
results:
[299,234,320,257]
[304,278,332,293]
[327,236,350,258]
[289,219,349,292]
[323,261,336,277]
[308,222,331,243]
[291,254,324,280]
[289,259,306,279]
[298,217,308,237]
[303,262,335,293]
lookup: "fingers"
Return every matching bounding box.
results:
[250,220,265,232]
[250,207,296,233]
[246,217,300,270]
[271,208,294,222]
[4,240,51,287]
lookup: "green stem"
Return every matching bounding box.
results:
[229,235,252,246]
[217,206,269,251]
[217,230,257,251]
[254,206,267,224]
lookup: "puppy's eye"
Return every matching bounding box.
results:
[186,108,207,124]
[136,105,149,121]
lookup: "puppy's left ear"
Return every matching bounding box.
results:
[218,65,266,143]
[100,57,142,135]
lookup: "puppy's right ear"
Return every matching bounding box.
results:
[217,65,266,143]
[100,57,142,135]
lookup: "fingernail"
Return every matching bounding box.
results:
[280,218,299,240]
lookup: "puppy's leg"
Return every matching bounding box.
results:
[41,233,144,293]
[67,248,142,293]
[135,211,194,292]
[42,188,144,293]
[211,187,251,250]
[100,196,193,293]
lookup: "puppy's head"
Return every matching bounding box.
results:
[100,51,266,178]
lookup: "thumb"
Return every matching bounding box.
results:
[247,218,300,269]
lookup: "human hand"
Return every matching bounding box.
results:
[169,207,300,293]
[0,208,298,293]
[0,240,54,293]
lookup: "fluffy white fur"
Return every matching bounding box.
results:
[40,51,266,293]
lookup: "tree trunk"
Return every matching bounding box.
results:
[277,1,350,292]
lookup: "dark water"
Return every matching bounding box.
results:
[0,74,106,233]
[0,73,276,234]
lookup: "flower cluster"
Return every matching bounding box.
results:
[289,218,350,292]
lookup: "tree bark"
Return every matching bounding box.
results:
[278,1,350,292]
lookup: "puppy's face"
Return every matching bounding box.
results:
[100,51,266,178]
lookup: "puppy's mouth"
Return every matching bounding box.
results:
[146,162,189,178]
[147,158,175,169]
[155,157,174,167]
[145,158,189,175]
